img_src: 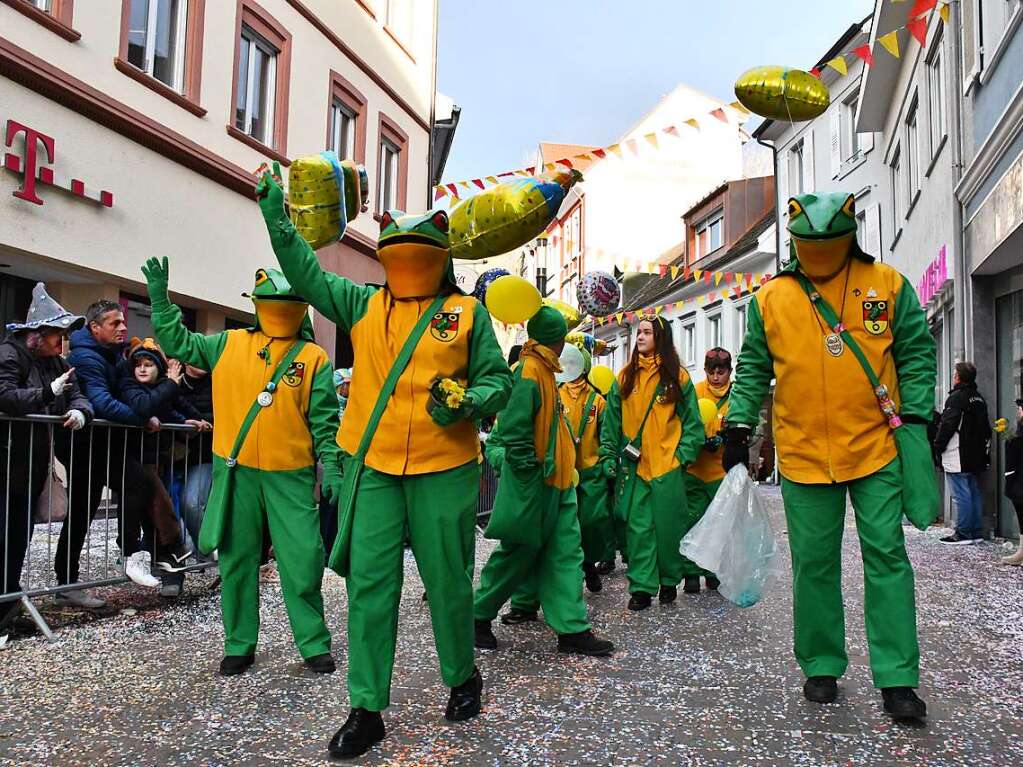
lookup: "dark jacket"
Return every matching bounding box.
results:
[1004,424,1023,503]
[118,369,203,465]
[67,327,141,425]
[180,372,213,422]
[934,382,991,473]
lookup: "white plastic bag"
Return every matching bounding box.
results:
[680,466,779,607]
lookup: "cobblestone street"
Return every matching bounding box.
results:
[1,484,1022,766]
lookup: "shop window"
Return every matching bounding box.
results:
[326,71,367,163]
[376,113,408,216]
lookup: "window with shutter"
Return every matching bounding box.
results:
[802,131,815,192]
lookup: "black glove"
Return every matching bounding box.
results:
[721,426,752,472]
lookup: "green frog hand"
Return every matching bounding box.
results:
[141,256,170,304]
[320,465,344,505]
[256,160,286,221]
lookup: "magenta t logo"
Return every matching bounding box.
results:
[4,119,55,206]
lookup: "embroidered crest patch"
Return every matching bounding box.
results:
[282,361,306,387]
[430,311,461,342]
[862,300,889,335]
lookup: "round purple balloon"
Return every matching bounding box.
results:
[577,271,620,317]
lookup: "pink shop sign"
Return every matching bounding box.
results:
[917,245,951,306]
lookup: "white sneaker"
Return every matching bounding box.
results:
[53,589,107,609]
[125,551,161,588]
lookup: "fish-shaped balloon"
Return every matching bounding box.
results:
[448,168,583,261]
[734,65,830,122]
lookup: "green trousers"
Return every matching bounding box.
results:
[609,476,629,562]
[474,486,589,635]
[781,458,920,688]
[625,469,689,594]
[681,473,722,578]
[347,460,479,711]
[216,462,330,660]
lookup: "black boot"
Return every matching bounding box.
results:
[659,585,677,604]
[803,676,838,703]
[304,653,336,674]
[557,629,615,657]
[595,559,616,575]
[445,666,483,721]
[328,708,385,759]
[500,607,538,625]
[705,575,720,590]
[583,563,602,593]
[683,576,700,594]
[882,687,927,720]
[218,654,255,676]
[474,619,497,649]
[627,592,652,611]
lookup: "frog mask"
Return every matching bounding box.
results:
[244,267,312,339]
[377,209,457,299]
[787,192,871,280]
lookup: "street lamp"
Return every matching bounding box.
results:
[535,236,550,296]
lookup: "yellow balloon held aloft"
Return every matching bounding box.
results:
[588,365,616,396]
[288,152,368,249]
[698,398,719,430]
[543,298,582,331]
[448,168,583,261]
[485,275,541,325]
[734,65,830,122]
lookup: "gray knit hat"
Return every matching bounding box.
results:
[6,282,86,334]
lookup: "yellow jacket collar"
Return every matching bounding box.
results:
[521,339,563,373]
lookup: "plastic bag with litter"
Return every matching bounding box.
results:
[680,466,780,607]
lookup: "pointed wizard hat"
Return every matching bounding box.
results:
[6,282,86,334]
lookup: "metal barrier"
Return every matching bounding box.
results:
[476,459,498,528]
[1,414,217,640]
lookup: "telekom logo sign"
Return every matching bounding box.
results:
[2,119,113,207]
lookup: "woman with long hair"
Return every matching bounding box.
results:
[599,317,703,611]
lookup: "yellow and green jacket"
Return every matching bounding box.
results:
[599,355,704,482]
[559,379,605,471]
[688,379,729,484]
[264,215,512,476]
[148,303,340,475]
[727,256,936,484]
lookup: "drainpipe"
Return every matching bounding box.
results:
[757,136,783,274]
[948,0,968,362]
[427,0,440,210]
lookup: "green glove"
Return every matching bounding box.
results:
[507,445,537,472]
[600,459,617,479]
[141,256,170,307]
[255,160,287,222]
[429,393,475,428]
[320,464,344,505]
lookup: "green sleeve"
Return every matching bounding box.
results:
[892,276,938,421]
[149,295,227,371]
[500,367,541,469]
[675,377,705,465]
[598,380,623,464]
[483,425,506,473]
[727,295,774,427]
[467,303,513,417]
[261,205,376,331]
[307,359,342,471]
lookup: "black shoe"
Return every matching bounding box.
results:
[445,666,483,721]
[683,576,700,594]
[882,687,927,720]
[328,708,385,759]
[156,540,193,573]
[803,676,838,703]
[627,592,652,611]
[659,585,677,604]
[583,564,603,593]
[500,608,538,626]
[595,560,615,575]
[557,629,615,656]
[705,576,720,590]
[939,532,981,545]
[219,654,255,676]
[305,653,336,674]
[474,619,497,649]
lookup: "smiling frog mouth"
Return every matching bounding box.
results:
[791,230,856,241]
[379,233,447,249]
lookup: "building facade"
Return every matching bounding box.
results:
[1,0,441,364]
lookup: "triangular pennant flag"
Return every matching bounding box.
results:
[575,153,592,161]
[734,286,743,298]
[674,301,684,310]
[878,30,900,58]
[671,266,680,280]
[556,158,574,169]
[514,170,530,177]
[663,125,681,137]
[729,101,752,116]
[939,3,949,23]
[625,138,639,154]
[592,148,607,159]
[458,181,471,190]
[644,132,659,149]
[693,269,703,281]
[709,291,717,301]
[911,0,937,16]
[615,312,624,325]
[544,163,556,172]
[498,171,515,177]
[472,179,485,190]
[434,186,446,202]
[703,271,712,284]
[710,107,728,123]
[646,262,656,274]
[725,272,734,284]
[714,272,723,286]
[526,166,536,174]
[696,295,705,304]
[658,264,669,277]
[684,118,700,130]
[826,56,848,76]
[654,305,663,316]
[853,44,875,66]
[907,16,928,47]
[809,67,822,78]
[607,144,623,158]
[485,176,498,185]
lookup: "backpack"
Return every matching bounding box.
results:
[957,390,992,472]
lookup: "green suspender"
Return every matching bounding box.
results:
[328,294,448,575]
[225,340,307,467]
[615,383,663,515]
[628,383,662,450]
[543,392,562,476]
[560,390,598,445]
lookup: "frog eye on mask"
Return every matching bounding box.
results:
[429,211,449,234]
[787,198,804,218]
[379,211,395,233]
[840,194,856,218]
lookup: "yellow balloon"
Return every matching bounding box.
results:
[698,398,718,429]
[734,65,830,122]
[543,298,582,331]
[588,365,616,395]
[486,275,541,325]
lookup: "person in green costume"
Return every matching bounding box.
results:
[599,317,704,611]
[722,191,936,721]
[141,260,342,677]
[473,308,615,656]
[255,163,512,760]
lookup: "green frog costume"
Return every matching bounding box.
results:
[141,260,341,676]
[723,191,937,720]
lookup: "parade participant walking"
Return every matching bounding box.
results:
[599,317,703,611]
[722,192,937,721]
[255,164,511,760]
[682,348,734,594]
[142,259,341,678]
[473,307,615,656]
